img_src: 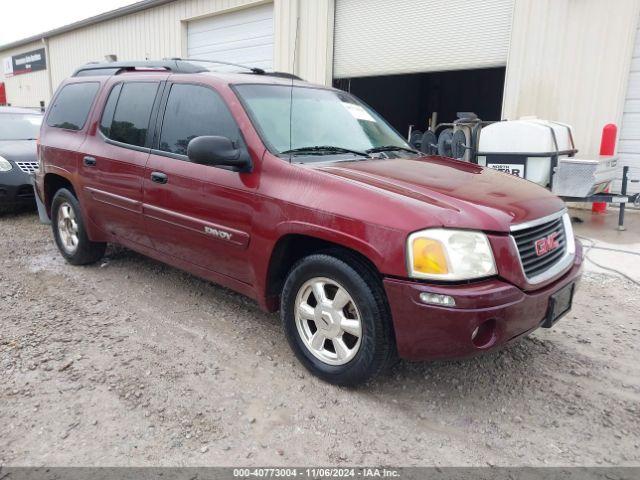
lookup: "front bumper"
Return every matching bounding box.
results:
[384,242,583,361]
[0,168,36,207]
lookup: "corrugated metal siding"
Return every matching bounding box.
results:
[333,0,514,79]
[619,17,640,194]
[47,0,264,88]
[0,40,51,107]
[297,0,334,85]
[503,0,640,161]
[0,0,334,107]
[274,0,334,85]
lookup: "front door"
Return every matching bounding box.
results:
[143,82,256,283]
[80,78,166,248]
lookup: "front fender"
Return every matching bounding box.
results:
[251,218,406,312]
[272,220,389,270]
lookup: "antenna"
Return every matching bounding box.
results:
[167,57,265,74]
[288,15,300,163]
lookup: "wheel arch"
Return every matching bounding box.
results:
[263,228,386,312]
[43,173,76,217]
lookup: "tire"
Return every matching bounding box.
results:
[281,252,395,386]
[51,188,106,265]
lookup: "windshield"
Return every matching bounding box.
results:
[234,84,411,160]
[0,113,42,141]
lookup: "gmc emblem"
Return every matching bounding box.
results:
[535,232,560,256]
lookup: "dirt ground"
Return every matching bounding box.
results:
[1,210,639,467]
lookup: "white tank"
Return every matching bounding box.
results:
[477,118,574,186]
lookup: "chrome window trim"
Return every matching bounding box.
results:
[509,211,576,285]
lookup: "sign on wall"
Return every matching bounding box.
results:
[2,56,13,76]
[3,48,46,77]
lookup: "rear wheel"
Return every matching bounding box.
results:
[281,253,395,386]
[52,188,106,265]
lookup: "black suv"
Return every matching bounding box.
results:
[0,106,42,211]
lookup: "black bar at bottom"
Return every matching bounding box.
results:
[0,467,639,480]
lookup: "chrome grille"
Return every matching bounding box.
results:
[512,215,567,279]
[14,161,39,174]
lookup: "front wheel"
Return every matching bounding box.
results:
[52,188,106,265]
[281,253,395,386]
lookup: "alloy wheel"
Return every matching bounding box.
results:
[294,277,362,365]
[57,202,79,254]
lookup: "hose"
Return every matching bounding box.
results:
[575,235,640,286]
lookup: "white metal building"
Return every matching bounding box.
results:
[1,0,639,190]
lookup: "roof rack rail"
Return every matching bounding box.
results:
[72,60,208,77]
[168,57,266,75]
[267,71,302,80]
[72,59,303,80]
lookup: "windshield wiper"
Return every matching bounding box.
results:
[281,145,371,158]
[366,145,419,154]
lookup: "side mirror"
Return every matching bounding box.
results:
[187,136,251,172]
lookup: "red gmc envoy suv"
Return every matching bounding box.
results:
[36,60,583,385]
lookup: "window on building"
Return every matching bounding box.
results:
[105,82,159,147]
[159,83,240,156]
[46,82,100,131]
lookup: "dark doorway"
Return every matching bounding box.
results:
[334,67,505,137]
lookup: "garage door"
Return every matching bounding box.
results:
[333,0,514,79]
[618,17,640,194]
[187,3,274,72]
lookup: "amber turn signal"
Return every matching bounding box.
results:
[411,237,449,275]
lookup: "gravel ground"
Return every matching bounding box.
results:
[1,210,639,467]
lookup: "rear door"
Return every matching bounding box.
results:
[80,77,166,247]
[143,81,255,283]
[42,80,102,202]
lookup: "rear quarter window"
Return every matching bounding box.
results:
[46,82,100,131]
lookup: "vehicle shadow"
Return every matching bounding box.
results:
[100,244,583,409]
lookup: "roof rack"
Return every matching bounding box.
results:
[177,58,303,80]
[72,59,208,76]
[169,57,266,75]
[265,71,302,80]
[72,59,303,80]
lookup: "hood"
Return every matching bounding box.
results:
[312,155,565,232]
[0,140,37,162]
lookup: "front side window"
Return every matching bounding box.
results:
[234,84,410,161]
[101,82,158,147]
[46,82,100,131]
[159,83,240,156]
[0,113,42,140]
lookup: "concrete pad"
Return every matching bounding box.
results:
[569,206,640,284]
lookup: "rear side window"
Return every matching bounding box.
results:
[46,82,100,131]
[159,83,240,156]
[99,83,122,137]
[101,82,159,147]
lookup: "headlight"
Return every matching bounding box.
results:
[0,156,12,172]
[407,229,497,280]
